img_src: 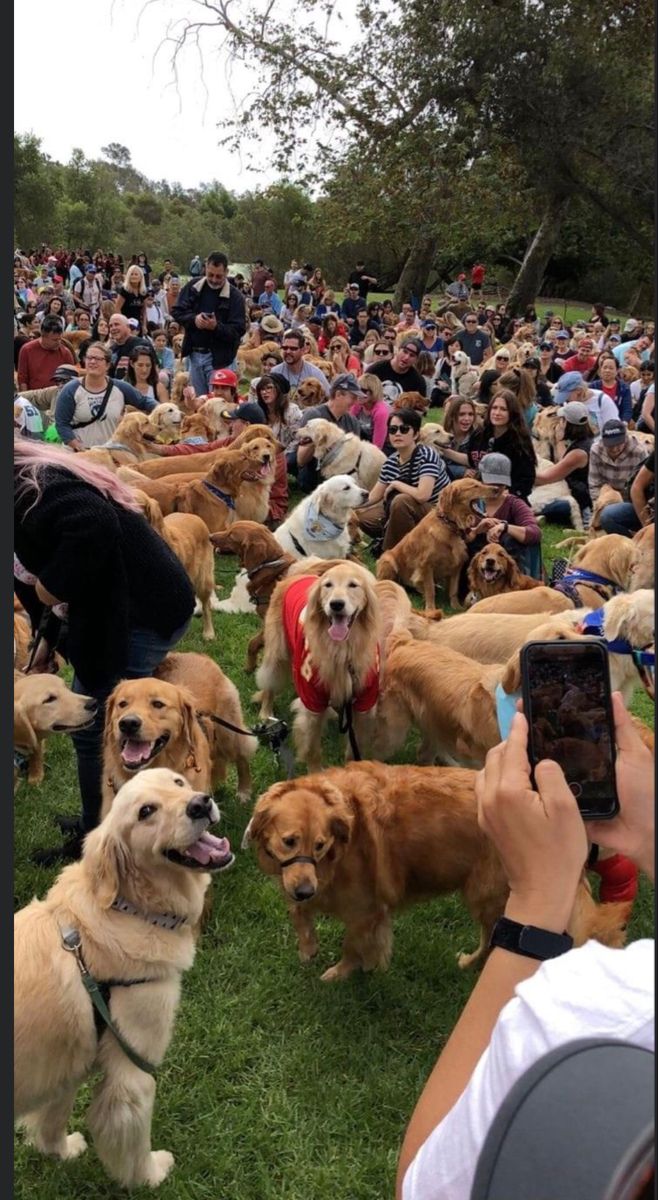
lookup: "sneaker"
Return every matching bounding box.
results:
[31,833,84,867]
[53,812,83,834]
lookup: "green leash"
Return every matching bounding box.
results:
[61,927,158,1076]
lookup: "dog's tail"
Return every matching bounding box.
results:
[375,552,398,582]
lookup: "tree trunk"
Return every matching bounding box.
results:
[506,194,571,317]
[393,235,437,309]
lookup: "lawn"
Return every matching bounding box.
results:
[14,444,653,1199]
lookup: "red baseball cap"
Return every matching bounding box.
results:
[210,368,238,388]
[579,339,593,350]
[53,275,63,283]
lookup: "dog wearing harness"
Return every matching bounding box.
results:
[14,769,232,1189]
[256,565,382,771]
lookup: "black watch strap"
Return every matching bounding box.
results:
[489,917,573,961]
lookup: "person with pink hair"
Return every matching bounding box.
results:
[14,439,195,864]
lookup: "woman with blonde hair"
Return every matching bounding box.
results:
[351,373,390,448]
[328,334,361,375]
[115,263,147,329]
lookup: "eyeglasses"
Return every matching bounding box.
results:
[85,355,107,364]
[464,320,477,326]
[389,423,412,434]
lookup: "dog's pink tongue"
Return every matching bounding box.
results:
[122,739,154,765]
[328,617,349,643]
[184,832,231,865]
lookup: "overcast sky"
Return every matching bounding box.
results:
[15,0,335,191]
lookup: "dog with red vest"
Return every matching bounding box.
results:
[255,562,382,771]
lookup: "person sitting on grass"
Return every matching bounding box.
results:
[465,452,541,578]
[397,696,654,1200]
[440,398,480,481]
[532,400,595,528]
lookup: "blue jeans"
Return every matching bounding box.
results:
[446,462,467,481]
[71,621,190,831]
[599,502,641,538]
[189,350,214,396]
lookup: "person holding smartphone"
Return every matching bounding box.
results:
[397,697,654,1200]
[171,250,246,396]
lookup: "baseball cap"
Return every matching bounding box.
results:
[609,332,621,343]
[348,282,360,290]
[210,368,238,389]
[555,330,570,340]
[578,338,594,350]
[52,364,80,383]
[330,372,366,397]
[554,371,585,401]
[539,341,554,351]
[85,265,96,274]
[608,316,620,325]
[561,400,590,425]
[543,310,554,317]
[230,401,266,425]
[478,453,512,487]
[53,275,63,284]
[127,318,140,329]
[624,319,639,333]
[422,319,437,329]
[601,418,627,446]
[260,314,283,334]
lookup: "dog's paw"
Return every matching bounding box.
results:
[62,1132,87,1159]
[192,599,203,617]
[298,943,319,963]
[144,1149,175,1187]
[320,961,351,982]
[456,948,481,970]
[236,789,251,806]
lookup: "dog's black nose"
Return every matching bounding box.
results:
[119,715,142,736]
[186,794,213,821]
[293,881,316,901]
[85,699,99,712]
[329,598,345,613]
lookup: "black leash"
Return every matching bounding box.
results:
[199,711,296,779]
[337,697,362,762]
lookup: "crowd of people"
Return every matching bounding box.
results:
[14,247,655,564]
[13,244,655,1199]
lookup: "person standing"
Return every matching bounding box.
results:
[470,262,485,294]
[71,265,103,321]
[172,251,246,396]
[14,440,195,864]
[349,260,378,301]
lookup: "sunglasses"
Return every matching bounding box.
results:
[389,422,412,434]
[374,349,389,356]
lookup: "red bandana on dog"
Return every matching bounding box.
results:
[282,576,380,714]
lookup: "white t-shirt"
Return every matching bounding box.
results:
[402,938,654,1200]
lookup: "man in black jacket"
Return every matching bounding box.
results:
[172,250,246,396]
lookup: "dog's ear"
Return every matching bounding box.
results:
[329,816,352,844]
[247,781,292,845]
[13,703,38,753]
[503,548,517,586]
[83,822,134,908]
[179,688,200,754]
[601,593,632,644]
[318,782,354,842]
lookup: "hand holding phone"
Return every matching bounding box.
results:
[520,640,620,820]
[587,693,655,878]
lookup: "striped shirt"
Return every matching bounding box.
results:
[379,443,449,503]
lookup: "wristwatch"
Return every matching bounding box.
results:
[489,917,573,961]
[501,520,509,535]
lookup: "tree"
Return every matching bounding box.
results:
[150,0,654,309]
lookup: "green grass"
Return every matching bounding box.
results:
[14,455,653,1199]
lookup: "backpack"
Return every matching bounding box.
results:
[189,256,203,277]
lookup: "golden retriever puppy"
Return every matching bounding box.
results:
[466,544,545,603]
[296,378,328,409]
[132,491,218,640]
[149,402,183,443]
[101,652,257,815]
[14,598,31,672]
[81,412,160,470]
[244,764,628,981]
[629,522,655,591]
[255,562,381,770]
[376,478,500,609]
[14,674,97,787]
[127,440,276,531]
[127,425,280,480]
[467,586,574,616]
[298,418,386,490]
[15,768,232,1188]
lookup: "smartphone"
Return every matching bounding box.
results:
[520,640,620,820]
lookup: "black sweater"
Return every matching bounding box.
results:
[15,468,195,688]
[468,428,536,501]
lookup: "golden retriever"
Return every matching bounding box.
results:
[14,674,97,787]
[466,544,545,603]
[236,338,281,376]
[133,491,218,640]
[418,423,454,451]
[406,607,587,663]
[376,478,500,609]
[15,768,232,1188]
[170,369,189,408]
[467,586,574,616]
[82,412,159,470]
[255,562,381,770]
[125,441,276,531]
[14,598,31,672]
[275,476,369,559]
[629,522,655,591]
[101,652,257,815]
[297,418,386,490]
[390,390,429,415]
[149,402,183,443]
[195,397,236,439]
[244,763,628,981]
[296,378,329,409]
[179,412,216,443]
[126,425,280,480]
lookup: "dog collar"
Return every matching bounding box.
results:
[203,481,236,510]
[111,895,187,931]
[577,610,650,657]
[246,556,290,581]
[317,440,346,470]
[101,441,131,453]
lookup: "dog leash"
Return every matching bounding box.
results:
[60,927,158,1076]
[198,711,297,779]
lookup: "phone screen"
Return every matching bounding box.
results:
[521,640,619,820]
